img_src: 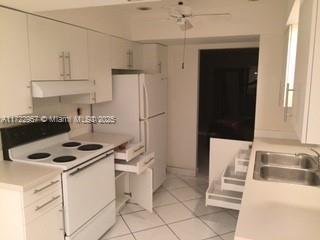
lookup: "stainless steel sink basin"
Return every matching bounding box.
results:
[254,151,320,187]
[259,152,317,169]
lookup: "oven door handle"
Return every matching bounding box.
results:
[69,152,113,176]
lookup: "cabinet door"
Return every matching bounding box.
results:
[159,45,168,79]
[292,0,318,143]
[28,15,65,81]
[64,25,88,80]
[111,37,131,69]
[0,8,32,116]
[142,44,160,74]
[304,0,320,143]
[26,204,64,240]
[129,168,153,212]
[131,42,142,70]
[88,31,112,103]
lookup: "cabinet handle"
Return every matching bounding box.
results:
[127,50,132,68]
[158,62,162,73]
[284,83,295,122]
[35,195,60,211]
[59,52,65,80]
[144,157,154,165]
[33,180,60,194]
[65,52,71,80]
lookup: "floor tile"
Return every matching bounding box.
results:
[220,232,235,240]
[103,216,131,239]
[155,202,194,224]
[169,187,203,201]
[109,234,135,240]
[163,177,188,190]
[227,210,239,219]
[134,226,179,240]
[194,184,209,195]
[153,190,179,207]
[120,203,144,215]
[183,198,225,216]
[180,176,209,187]
[122,210,165,232]
[200,212,237,235]
[206,237,222,240]
[169,218,217,240]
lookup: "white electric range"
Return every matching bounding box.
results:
[1,121,116,240]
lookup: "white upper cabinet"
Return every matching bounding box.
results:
[111,36,142,70]
[0,7,33,116]
[141,44,168,78]
[88,31,112,103]
[28,15,88,81]
[292,0,320,144]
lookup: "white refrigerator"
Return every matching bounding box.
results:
[93,73,167,191]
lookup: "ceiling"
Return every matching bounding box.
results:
[0,0,161,12]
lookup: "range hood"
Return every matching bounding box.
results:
[32,80,94,98]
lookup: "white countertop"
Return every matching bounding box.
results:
[0,160,62,192]
[72,132,133,148]
[235,138,320,240]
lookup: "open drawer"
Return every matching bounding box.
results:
[115,152,155,175]
[115,142,145,162]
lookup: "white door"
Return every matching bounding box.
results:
[88,31,112,103]
[26,204,64,240]
[28,15,65,81]
[0,8,33,116]
[130,168,153,212]
[93,74,141,141]
[146,114,167,191]
[63,153,115,235]
[139,74,167,118]
[64,24,88,80]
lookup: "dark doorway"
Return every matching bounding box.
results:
[197,48,259,175]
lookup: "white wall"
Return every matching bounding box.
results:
[167,41,261,173]
[40,7,132,39]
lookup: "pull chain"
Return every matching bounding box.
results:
[182,21,187,69]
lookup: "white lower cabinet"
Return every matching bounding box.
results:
[0,174,63,240]
[115,143,154,213]
[26,204,64,240]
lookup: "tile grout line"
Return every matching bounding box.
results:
[164,180,221,239]
[119,214,138,240]
[153,208,183,240]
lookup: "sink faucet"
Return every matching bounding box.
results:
[310,148,320,169]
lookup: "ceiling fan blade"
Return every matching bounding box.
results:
[179,19,193,31]
[193,13,231,17]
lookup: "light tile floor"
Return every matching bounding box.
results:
[101,174,238,240]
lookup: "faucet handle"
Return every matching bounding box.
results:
[310,148,320,158]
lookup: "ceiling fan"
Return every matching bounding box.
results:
[165,1,231,69]
[168,1,231,31]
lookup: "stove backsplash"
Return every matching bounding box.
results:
[0,97,92,156]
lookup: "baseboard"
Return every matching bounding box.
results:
[254,129,298,140]
[167,166,197,177]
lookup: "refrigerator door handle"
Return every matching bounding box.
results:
[144,119,149,151]
[142,79,150,120]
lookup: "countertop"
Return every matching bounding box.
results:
[235,138,320,240]
[72,132,133,148]
[0,160,62,192]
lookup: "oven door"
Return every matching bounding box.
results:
[62,151,115,236]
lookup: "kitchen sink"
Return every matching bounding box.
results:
[259,152,317,169]
[254,151,320,187]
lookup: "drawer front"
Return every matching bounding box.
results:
[115,143,145,162]
[115,152,155,175]
[26,204,64,240]
[25,190,62,224]
[24,175,61,207]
